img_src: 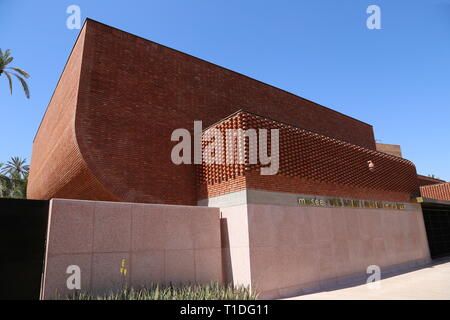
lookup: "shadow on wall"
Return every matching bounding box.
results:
[220,217,233,284]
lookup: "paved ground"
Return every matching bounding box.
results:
[287,258,450,300]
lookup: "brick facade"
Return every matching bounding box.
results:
[29,19,401,205]
[376,143,402,158]
[27,27,120,203]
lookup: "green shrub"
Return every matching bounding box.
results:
[66,283,258,300]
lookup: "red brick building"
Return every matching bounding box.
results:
[27,19,436,205]
[26,19,450,299]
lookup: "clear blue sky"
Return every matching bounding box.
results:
[1,0,449,180]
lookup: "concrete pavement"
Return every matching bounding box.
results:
[287,258,450,300]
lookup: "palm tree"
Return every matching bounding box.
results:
[0,158,29,199]
[0,49,30,98]
[0,162,12,198]
[0,157,29,179]
[8,171,28,199]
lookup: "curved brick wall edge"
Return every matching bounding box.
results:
[27,25,120,202]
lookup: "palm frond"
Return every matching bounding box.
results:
[3,49,11,59]
[7,67,28,78]
[0,49,31,99]
[11,73,30,98]
[3,71,13,95]
[0,49,10,68]
[0,166,9,175]
[4,57,13,66]
[1,157,30,180]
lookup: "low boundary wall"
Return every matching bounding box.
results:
[41,193,431,299]
[41,199,222,299]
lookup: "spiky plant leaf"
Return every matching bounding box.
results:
[65,283,258,300]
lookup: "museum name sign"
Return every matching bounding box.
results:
[298,197,406,211]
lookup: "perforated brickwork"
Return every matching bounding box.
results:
[197,111,419,202]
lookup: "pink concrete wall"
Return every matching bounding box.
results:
[40,199,222,299]
[220,203,431,298]
[41,198,431,299]
[220,205,252,287]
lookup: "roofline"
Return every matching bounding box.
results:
[202,108,416,166]
[417,174,446,183]
[83,18,374,129]
[421,182,450,188]
[376,142,401,147]
[34,17,375,146]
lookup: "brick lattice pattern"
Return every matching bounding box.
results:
[197,111,419,202]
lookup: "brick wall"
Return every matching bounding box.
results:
[197,111,419,202]
[421,183,450,201]
[27,27,119,202]
[29,19,380,205]
[376,143,402,158]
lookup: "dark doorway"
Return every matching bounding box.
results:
[422,202,450,259]
[0,198,49,300]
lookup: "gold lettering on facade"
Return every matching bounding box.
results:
[297,197,406,211]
